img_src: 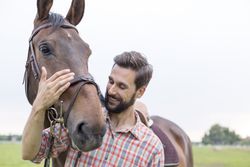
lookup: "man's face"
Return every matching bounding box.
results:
[105,65,138,113]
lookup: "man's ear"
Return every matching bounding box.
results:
[136,86,146,98]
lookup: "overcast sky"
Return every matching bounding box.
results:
[0,0,250,142]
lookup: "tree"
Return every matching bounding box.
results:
[240,137,250,145]
[202,124,241,145]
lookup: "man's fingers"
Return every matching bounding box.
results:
[56,82,71,96]
[50,73,74,90]
[48,74,74,95]
[47,69,71,82]
[53,72,75,85]
[48,80,71,106]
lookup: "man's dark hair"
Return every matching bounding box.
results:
[113,51,153,89]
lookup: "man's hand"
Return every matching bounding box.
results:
[22,67,74,160]
[33,67,75,111]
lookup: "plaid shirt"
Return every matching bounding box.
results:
[32,112,164,167]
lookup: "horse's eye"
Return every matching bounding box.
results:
[39,44,51,56]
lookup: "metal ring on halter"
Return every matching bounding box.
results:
[47,101,64,124]
[47,107,59,123]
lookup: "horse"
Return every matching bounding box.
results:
[150,116,193,167]
[24,0,106,166]
[135,102,193,167]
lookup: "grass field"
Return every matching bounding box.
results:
[0,143,250,167]
[0,143,42,167]
[193,145,250,167]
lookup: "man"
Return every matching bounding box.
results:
[22,51,164,166]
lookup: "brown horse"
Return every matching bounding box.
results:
[135,102,193,167]
[151,116,193,167]
[24,0,106,166]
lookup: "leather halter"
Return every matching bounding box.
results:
[24,21,101,126]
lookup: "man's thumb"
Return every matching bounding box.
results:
[40,66,47,81]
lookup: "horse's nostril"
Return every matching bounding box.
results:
[76,122,106,138]
[77,122,87,136]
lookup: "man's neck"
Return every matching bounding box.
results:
[109,106,136,131]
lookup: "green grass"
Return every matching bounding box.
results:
[1,143,250,167]
[193,145,250,167]
[0,142,42,167]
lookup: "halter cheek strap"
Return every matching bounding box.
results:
[27,23,79,81]
[23,22,79,103]
[64,74,101,127]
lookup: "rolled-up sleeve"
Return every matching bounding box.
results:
[32,124,70,163]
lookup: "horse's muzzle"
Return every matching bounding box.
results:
[70,122,107,151]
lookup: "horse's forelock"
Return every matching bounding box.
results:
[48,13,65,28]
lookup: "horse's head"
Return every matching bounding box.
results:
[24,0,106,151]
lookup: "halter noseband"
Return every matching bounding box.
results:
[24,22,101,126]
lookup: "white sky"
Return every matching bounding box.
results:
[0,0,250,142]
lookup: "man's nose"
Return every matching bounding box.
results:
[108,85,117,95]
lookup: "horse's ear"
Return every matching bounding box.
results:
[66,0,85,26]
[36,0,53,22]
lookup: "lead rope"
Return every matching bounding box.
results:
[74,151,82,167]
[44,101,64,167]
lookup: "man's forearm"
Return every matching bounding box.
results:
[22,106,45,160]
[22,68,74,160]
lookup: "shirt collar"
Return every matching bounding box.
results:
[129,111,142,140]
[105,109,143,140]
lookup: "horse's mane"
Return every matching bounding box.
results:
[48,13,65,28]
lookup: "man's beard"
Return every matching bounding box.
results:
[104,91,136,113]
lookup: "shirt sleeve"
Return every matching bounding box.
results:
[150,142,165,167]
[32,124,70,163]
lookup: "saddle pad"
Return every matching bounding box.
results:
[151,124,179,167]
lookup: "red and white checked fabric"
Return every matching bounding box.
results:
[32,112,164,167]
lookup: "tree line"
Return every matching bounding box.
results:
[202,124,250,145]
[1,124,249,145]
[0,135,22,142]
